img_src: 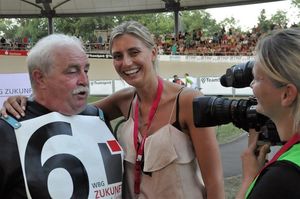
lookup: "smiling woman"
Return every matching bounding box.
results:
[91,20,225,199]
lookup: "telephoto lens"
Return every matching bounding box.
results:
[193,96,282,145]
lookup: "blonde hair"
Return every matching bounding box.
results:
[109,21,158,70]
[255,28,300,131]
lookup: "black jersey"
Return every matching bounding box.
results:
[248,159,300,198]
[0,101,108,198]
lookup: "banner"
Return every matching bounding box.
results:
[87,53,112,59]
[199,76,232,95]
[89,80,113,95]
[0,73,32,106]
[15,112,123,199]
[0,49,28,56]
[89,80,131,95]
[158,55,254,63]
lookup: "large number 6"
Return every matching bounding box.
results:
[24,122,89,199]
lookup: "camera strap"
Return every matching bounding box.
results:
[258,133,300,175]
[133,77,163,194]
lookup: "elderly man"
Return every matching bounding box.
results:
[0,34,123,198]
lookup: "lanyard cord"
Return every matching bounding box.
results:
[246,133,300,198]
[133,77,164,194]
[258,133,300,175]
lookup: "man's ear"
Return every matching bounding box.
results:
[32,69,46,89]
[282,84,298,107]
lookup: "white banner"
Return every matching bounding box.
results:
[89,77,253,96]
[0,73,32,106]
[89,80,113,95]
[15,112,123,199]
[199,76,232,95]
[158,55,254,63]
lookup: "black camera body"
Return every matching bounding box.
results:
[193,61,282,145]
[220,61,254,88]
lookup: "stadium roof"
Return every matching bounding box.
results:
[0,0,282,18]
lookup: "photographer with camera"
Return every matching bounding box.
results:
[193,27,300,198]
[235,28,300,198]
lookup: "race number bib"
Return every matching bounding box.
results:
[15,112,123,199]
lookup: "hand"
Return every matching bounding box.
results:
[236,129,271,199]
[241,129,270,181]
[1,95,28,119]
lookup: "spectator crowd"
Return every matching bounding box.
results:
[1,23,298,56]
[0,36,32,51]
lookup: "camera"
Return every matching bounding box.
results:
[220,60,254,88]
[193,61,282,145]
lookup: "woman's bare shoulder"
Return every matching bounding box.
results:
[180,87,203,99]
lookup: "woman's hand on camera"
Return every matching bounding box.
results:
[241,129,270,180]
[1,95,28,119]
[236,129,271,199]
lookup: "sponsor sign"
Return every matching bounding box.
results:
[86,53,112,59]
[199,76,233,95]
[89,80,113,95]
[0,49,28,56]
[158,55,254,63]
[0,73,32,106]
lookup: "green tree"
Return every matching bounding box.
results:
[270,10,289,28]
[181,10,220,36]
[145,13,173,36]
[54,16,116,42]
[292,0,300,26]
[17,18,48,43]
[0,18,47,43]
[257,9,272,32]
[219,17,242,33]
[0,19,19,39]
[108,13,174,35]
[54,18,80,36]
[292,0,300,9]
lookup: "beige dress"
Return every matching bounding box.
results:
[117,93,206,199]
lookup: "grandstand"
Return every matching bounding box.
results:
[1,0,285,98]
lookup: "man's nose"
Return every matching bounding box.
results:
[78,71,89,85]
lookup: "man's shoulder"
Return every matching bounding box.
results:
[0,115,21,129]
[80,105,101,117]
[0,116,19,146]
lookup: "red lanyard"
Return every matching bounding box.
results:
[133,77,163,194]
[258,133,300,175]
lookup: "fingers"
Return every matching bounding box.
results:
[1,96,26,119]
[257,143,271,167]
[247,129,271,168]
[19,96,27,112]
[248,129,259,147]
[2,101,21,119]
[1,101,17,118]
[0,106,7,118]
